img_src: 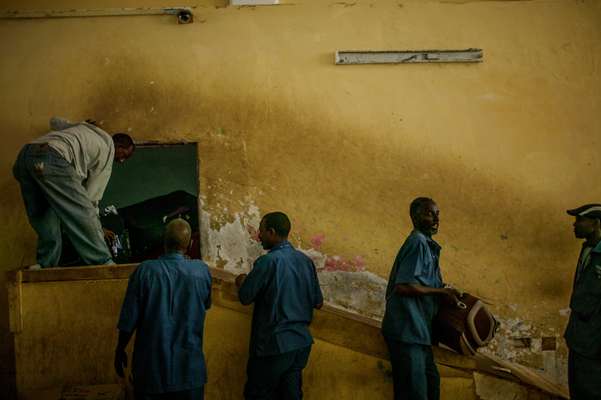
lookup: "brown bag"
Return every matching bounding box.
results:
[434,292,498,355]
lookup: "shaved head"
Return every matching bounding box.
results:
[409,197,435,222]
[164,218,192,253]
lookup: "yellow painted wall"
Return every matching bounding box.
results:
[1,0,601,391]
[7,267,566,399]
[9,273,483,399]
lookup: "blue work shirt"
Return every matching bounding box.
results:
[239,241,323,357]
[381,230,443,345]
[565,239,601,359]
[117,253,212,394]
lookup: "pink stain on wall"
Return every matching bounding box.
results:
[324,255,341,271]
[324,255,367,272]
[352,255,366,271]
[308,232,367,272]
[310,233,326,250]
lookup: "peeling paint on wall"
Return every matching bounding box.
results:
[200,202,386,316]
[317,271,387,319]
[2,1,600,394]
[200,201,569,385]
[479,316,568,386]
[200,200,263,272]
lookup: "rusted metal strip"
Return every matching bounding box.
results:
[0,7,195,23]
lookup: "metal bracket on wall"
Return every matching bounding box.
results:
[230,0,279,4]
[335,49,483,65]
[0,7,195,24]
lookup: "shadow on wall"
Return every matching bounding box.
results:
[0,51,580,396]
[82,52,574,276]
[0,177,30,399]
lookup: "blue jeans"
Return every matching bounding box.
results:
[244,346,311,400]
[13,144,112,267]
[385,339,440,400]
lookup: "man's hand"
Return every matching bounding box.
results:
[114,348,128,378]
[235,273,248,288]
[441,287,462,306]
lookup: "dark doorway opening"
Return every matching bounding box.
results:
[58,142,201,266]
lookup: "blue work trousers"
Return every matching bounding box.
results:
[13,143,112,267]
[135,386,204,400]
[568,350,601,400]
[385,339,440,400]
[244,346,311,400]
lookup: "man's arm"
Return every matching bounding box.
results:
[570,257,601,319]
[237,258,270,305]
[85,166,112,207]
[204,270,212,310]
[394,283,461,305]
[83,122,114,207]
[389,237,461,304]
[114,330,133,378]
[114,267,142,377]
[311,260,324,309]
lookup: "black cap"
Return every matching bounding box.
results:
[567,204,601,219]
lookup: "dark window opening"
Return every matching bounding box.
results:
[58,142,201,266]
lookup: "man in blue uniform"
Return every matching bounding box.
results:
[564,204,601,399]
[381,197,461,400]
[235,211,323,400]
[115,218,212,400]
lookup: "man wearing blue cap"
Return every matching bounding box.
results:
[565,204,601,399]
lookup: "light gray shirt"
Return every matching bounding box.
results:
[31,117,114,206]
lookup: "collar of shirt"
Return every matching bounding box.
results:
[160,252,186,260]
[269,240,292,253]
[588,239,601,254]
[412,230,441,253]
[575,241,600,282]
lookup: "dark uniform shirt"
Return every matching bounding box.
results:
[381,230,443,345]
[239,241,323,357]
[117,253,212,394]
[564,240,601,359]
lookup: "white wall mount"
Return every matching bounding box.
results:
[335,49,483,64]
[230,0,279,5]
